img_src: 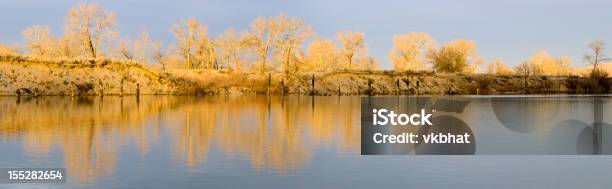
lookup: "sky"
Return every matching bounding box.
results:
[0,0,610,69]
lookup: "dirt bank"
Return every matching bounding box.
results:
[1,56,609,96]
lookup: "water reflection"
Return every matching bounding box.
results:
[0,96,361,182]
[491,97,560,133]
[415,115,476,155]
[0,95,610,186]
[546,119,595,155]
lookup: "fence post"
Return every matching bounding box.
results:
[281,79,284,95]
[368,79,372,96]
[524,75,528,94]
[311,74,315,95]
[268,73,272,94]
[396,78,400,95]
[416,79,420,95]
[120,77,124,97]
[98,79,104,97]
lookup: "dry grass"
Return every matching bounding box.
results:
[0,44,19,56]
[0,54,609,96]
[0,55,175,95]
[573,63,612,77]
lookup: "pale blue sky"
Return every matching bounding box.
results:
[1,0,610,68]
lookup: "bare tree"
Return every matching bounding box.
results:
[22,25,53,57]
[170,18,202,69]
[64,3,117,58]
[242,14,309,73]
[133,32,151,64]
[195,34,217,70]
[216,29,246,72]
[170,18,215,69]
[515,61,536,77]
[23,25,80,58]
[56,36,79,58]
[515,61,536,92]
[584,40,610,75]
[243,16,276,73]
[116,38,133,60]
[152,41,167,72]
[274,16,313,73]
[336,31,365,69]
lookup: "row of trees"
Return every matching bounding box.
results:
[21,4,117,59]
[501,41,608,77]
[9,3,611,76]
[389,33,481,74]
[16,3,378,74]
[388,32,609,77]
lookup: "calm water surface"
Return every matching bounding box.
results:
[0,95,611,188]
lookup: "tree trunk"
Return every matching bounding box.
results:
[284,47,292,74]
[208,45,217,70]
[87,36,96,58]
[348,53,353,69]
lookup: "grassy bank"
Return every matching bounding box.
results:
[0,55,609,96]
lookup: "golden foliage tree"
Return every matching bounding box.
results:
[356,57,379,71]
[389,32,436,71]
[336,31,366,69]
[65,3,117,58]
[486,59,514,75]
[528,50,572,76]
[304,38,338,72]
[426,39,478,73]
[464,58,483,74]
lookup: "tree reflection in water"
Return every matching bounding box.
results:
[0,96,361,182]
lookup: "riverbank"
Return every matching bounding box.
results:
[1,55,610,96]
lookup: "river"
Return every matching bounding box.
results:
[0,95,611,188]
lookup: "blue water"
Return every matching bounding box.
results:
[0,95,610,188]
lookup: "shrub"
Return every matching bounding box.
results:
[427,39,477,73]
